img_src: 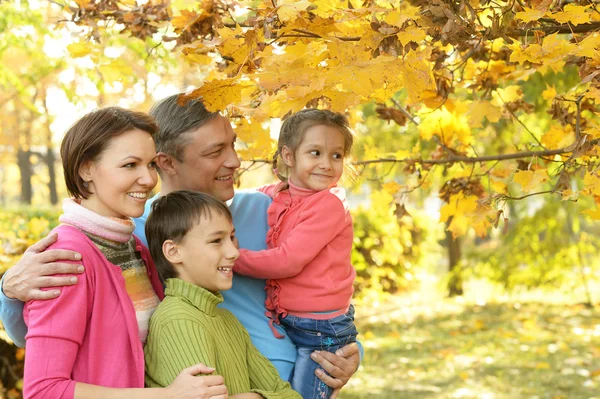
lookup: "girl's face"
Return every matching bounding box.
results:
[80,129,158,219]
[282,124,346,192]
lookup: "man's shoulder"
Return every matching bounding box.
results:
[231,189,271,208]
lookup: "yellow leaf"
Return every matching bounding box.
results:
[397,26,427,46]
[185,53,213,65]
[513,169,549,192]
[493,85,522,105]
[67,42,92,58]
[467,100,502,128]
[171,10,201,30]
[549,4,591,26]
[582,208,600,220]
[183,78,248,112]
[561,189,578,201]
[541,124,574,150]
[98,59,133,83]
[401,49,437,105]
[515,7,546,23]
[535,362,551,369]
[573,32,600,58]
[542,86,557,101]
[277,0,311,22]
[383,181,402,196]
[491,179,507,194]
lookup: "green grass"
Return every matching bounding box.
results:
[340,290,600,399]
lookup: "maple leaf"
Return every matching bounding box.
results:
[277,0,311,22]
[513,170,550,192]
[548,4,591,26]
[542,86,557,101]
[582,208,600,220]
[397,26,427,46]
[183,78,250,112]
[98,59,133,83]
[515,7,546,23]
[400,49,437,105]
[467,100,502,128]
[541,124,574,150]
[67,42,92,58]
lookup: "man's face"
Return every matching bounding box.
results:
[173,115,241,201]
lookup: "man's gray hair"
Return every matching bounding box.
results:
[149,94,219,162]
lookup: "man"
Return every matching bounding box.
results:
[0,94,360,397]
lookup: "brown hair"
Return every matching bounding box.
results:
[273,109,355,188]
[60,107,158,199]
[145,190,233,282]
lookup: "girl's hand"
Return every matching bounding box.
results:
[164,363,228,399]
[230,394,263,399]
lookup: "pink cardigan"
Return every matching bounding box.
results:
[236,182,355,318]
[23,224,165,399]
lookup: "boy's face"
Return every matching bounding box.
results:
[176,211,239,293]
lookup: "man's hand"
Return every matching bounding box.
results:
[311,342,360,399]
[2,233,83,301]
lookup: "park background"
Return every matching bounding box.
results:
[1,0,600,397]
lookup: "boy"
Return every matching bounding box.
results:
[144,190,300,398]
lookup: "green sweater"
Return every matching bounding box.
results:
[144,278,300,398]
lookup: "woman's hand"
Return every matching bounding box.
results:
[311,342,360,399]
[164,363,228,399]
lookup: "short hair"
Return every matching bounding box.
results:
[60,107,158,199]
[145,190,233,282]
[149,94,219,163]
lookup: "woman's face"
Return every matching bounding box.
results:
[80,129,158,219]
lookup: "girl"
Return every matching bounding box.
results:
[235,109,358,399]
[23,108,225,399]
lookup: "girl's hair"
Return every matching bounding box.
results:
[273,109,354,187]
[60,107,158,199]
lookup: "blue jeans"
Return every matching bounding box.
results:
[280,305,358,399]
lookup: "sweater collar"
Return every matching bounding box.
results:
[288,179,320,197]
[165,278,223,316]
[58,198,135,243]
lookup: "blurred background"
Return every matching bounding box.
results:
[0,1,599,398]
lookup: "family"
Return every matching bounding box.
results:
[0,94,361,399]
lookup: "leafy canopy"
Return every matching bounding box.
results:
[58,0,600,237]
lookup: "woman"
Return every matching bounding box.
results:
[23,107,226,399]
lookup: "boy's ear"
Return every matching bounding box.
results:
[156,152,176,176]
[281,145,294,168]
[162,240,181,265]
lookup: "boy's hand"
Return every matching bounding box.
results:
[2,233,83,301]
[311,342,360,398]
[165,363,228,399]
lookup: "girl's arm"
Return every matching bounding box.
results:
[235,192,349,279]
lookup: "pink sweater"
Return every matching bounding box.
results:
[236,182,355,318]
[23,224,164,399]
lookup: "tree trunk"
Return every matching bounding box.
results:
[17,149,33,204]
[42,90,58,205]
[446,219,463,297]
[46,148,58,205]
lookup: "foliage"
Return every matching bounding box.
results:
[351,191,443,300]
[54,0,600,238]
[0,208,61,274]
[343,293,600,398]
